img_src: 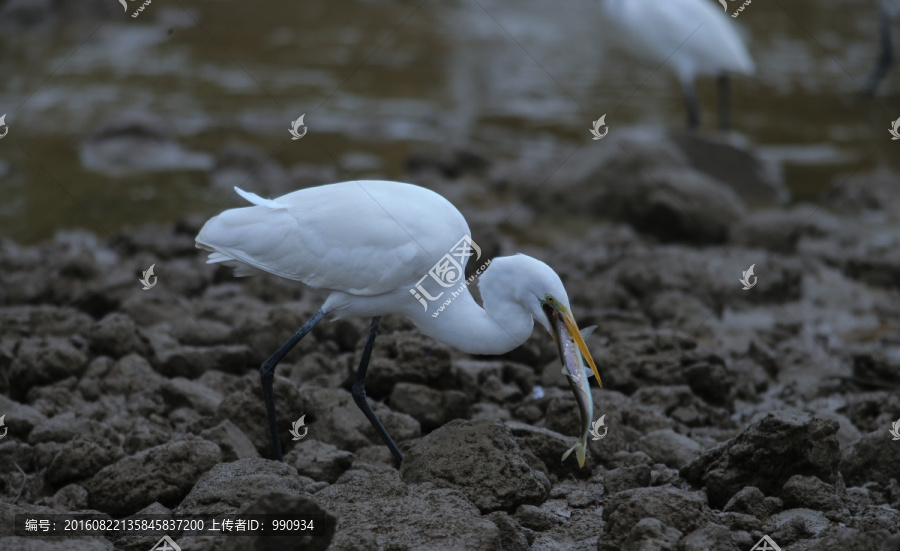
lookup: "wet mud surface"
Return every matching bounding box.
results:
[1,133,900,551]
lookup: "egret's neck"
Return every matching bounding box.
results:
[408,285,534,355]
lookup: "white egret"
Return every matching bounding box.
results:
[195,181,602,466]
[864,0,899,96]
[602,0,755,130]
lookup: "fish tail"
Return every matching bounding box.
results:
[561,438,587,468]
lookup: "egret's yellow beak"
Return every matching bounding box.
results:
[543,301,602,386]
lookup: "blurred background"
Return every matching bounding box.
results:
[0,0,898,244]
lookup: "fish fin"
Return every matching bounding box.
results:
[561,439,587,468]
[580,325,597,339]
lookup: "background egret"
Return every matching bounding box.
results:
[864,0,899,96]
[195,181,601,465]
[602,0,755,130]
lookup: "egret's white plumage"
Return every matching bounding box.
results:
[196,181,601,466]
[197,181,566,355]
[604,0,754,81]
[603,0,754,128]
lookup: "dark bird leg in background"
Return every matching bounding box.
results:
[260,308,327,461]
[681,79,701,130]
[864,0,894,97]
[351,316,404,464]
[717,74,732,132]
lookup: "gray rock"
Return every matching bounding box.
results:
[10,337,88,398]
[317,468,502,550]
[599,166,746,244]
[723,486,782,520]
[514,504,563,532]
[0,395,46,440]
[601,464,652,495]
[849,505,900,533]
[679,522,737,551]
[603,486,712,536]
[177,458,311,516]
[389,382,471,432]
[670,131,787,207]
[199,420,259,462]
[47,434,124,487]
[161,377,223,416]
[681,411,840,508]
[28,413,119,446]
[841,429,900,487]
[614,517,682,551]
[217,375,305,457]
[0,305,93,339]
[48,484,89,511]
[364,331,454,398]
[86,436,221,516]
[88,313,153,359]
[400,419,549,513]
[284,439,354,483]
[0,537,113,550]
[765,508,832,545]
[298,387,420,456]
[100,354,166,398]
[787,526,895,551]
[506,421,595,478]
[631,429,701,469]
[782,475,845,512]
[486,511,529,551]
[0,441,35,472]
[529,507,604,550]
[220,492,336,551]
[730,206,839,253]
[156,344,252,378]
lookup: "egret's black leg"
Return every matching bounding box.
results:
[863,0,893,97]
[351,316,403,465]
[717,74,732,132]
[681,79,701,130]
[260,308,327,461]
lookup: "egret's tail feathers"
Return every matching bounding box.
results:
[205,251,260,277]
[562,438,587,468]
[234,187,287,209]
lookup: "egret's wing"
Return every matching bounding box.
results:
[196,181,470,296]
[605,0,754,77]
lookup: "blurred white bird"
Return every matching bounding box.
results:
[864,0,900,96]
[196,181,601,465]
[602,0,755,130]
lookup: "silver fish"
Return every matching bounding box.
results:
[543,298,601,468]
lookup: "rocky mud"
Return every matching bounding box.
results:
[1,134,900,550]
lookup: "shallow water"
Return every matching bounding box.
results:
[0,0,898,243]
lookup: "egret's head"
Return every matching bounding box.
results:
[479,255,601,382]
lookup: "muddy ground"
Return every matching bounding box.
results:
[1,132,900,550]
